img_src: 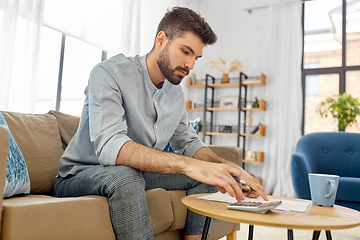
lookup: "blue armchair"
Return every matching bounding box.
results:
[291,132,360,211]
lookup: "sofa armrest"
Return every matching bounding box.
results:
[336,177,360,202]
[290,153,318,200]
[208,145,242,166]
[0,125,9,227]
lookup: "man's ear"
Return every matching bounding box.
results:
[156,31,168,48]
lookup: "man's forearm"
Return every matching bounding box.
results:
[116,140,191,173]
[116,141,268,201]
[193,146,240,169]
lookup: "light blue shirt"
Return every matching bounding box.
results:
[58,54,206,177]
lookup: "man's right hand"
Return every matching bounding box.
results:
[181,160,268,202]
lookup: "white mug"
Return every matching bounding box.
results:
[308,173,339,207]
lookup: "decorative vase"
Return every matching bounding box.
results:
[221,73,229,84]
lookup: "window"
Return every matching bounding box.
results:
[346,70,360,132]
[304,0,343,69]
[304,74,339,133]
[36,26,110,116]
[60,36,103,116]
[302,0,360,134]
[35,0,120,116]
[36,27,62,113]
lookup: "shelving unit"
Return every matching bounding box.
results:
[239,73,266,187]
[187,72,267,186]
[239,73,266,167]
[187,79,205,112]
[199,72,266,187]
[201,74,241,145]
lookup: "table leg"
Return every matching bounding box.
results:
[248,225,254,240]
[312,231,321,240]
[325,231,332,240]
[287,229,294,240]
[201,217,212,240]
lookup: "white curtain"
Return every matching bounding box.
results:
[0,0,44,112]
[261,1,303,197]
[0,0,197,113]
[43,0,196,56]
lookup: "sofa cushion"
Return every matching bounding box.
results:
[209,145,243,166]
[1,189,182,240]
[146,188,176,235]
[2,112,64,194]
[48,110,80,150]
[2,195,115,240]
[0,112,30,198]
[154,230,182,240]
[167,190,187,231]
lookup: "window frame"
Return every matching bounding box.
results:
[52,33,108,112]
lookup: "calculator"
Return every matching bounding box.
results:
[227,201,282,214]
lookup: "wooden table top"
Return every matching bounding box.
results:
[182,194,360,231]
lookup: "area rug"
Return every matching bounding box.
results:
[220,223,360,240]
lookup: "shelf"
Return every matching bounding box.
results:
[242,152,264,163]
[186,100,204,111]
[207,82,239,88]
[186,108,204,111]
[188,73,266,88]
[241,125,265,137]
[207,107,238,111]
[242,73,266,86]
[241,99,266,111]
[188,78,205,88]
[188,83,205,88]
[205,132,238,136]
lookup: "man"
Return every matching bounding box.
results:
[54,6,268,240]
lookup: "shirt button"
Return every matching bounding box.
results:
[155,126,158,129]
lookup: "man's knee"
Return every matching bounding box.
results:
[104,166,146,198]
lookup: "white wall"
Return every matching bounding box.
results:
[182,0,291,177]
[183,0,272,144]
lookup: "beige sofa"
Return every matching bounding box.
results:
[0,110,242,240]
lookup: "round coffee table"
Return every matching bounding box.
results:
[182,194,360,240]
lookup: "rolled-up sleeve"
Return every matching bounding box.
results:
[88,66,132,166]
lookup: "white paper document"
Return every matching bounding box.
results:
[198,192,310,212]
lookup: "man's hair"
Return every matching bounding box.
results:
[152,7,217,49]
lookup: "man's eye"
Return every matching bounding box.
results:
[183,49,189,55]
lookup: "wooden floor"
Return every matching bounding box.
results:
[221,224,360,240]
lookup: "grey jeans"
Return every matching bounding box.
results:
[54,165,217,240]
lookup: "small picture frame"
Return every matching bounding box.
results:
[219,96,239,108]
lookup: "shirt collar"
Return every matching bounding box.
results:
[140,54,161,93]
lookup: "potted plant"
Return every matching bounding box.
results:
[316,92,360,131]
[252,97,259,108]
[207,58,243,83]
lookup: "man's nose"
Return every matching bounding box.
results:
[185,58,196,70]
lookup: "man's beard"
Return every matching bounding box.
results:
[157,44,189,85]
